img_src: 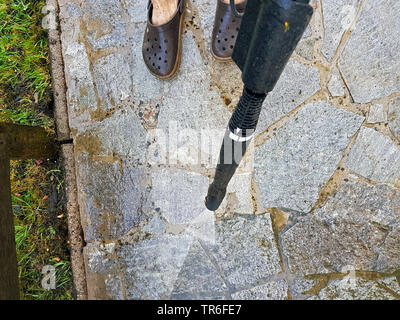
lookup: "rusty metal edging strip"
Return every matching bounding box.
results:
[45,0,88,300]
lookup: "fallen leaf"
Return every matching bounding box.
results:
[57,214,64,219]
[53,257,61,262]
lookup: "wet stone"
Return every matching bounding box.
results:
[74,108,148,164]
[255,101,364,212]
[257,60,320,133]
[290,279,315,297]
[311,279,396,300]
[388,96,400,142]
[93,54,133,108]
[75,153,149,241]
[378,277,400,295]
[155,33,231,167]
[170,240,228,299]
[141,216,166,235]
[202,214,281,289]
[215,173,253,215]
[231,281,288,300]
[116,234,194,299]
[280,180,400,275]
[376,225,400,273]
[63,42,97,126]
[346,127,400,184]
[151,169,209,225]
[339,0,400,103]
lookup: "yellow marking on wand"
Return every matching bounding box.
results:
[284,21,290,32]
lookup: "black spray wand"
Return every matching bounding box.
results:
[205,0,314,210]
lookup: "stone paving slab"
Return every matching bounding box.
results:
[59,0,400,299]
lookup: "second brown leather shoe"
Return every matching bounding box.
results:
[142,0,185,79]
[211,0,247,61]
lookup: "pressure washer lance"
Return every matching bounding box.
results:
[205,0,314,211]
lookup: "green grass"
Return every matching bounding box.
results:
[0,0,52,112]
[1,0,73,300]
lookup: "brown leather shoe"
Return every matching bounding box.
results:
[142,0,185,79]
[211,0,247,61]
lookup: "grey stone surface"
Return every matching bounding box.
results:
[231,280,288,300]
[215,173,253,215]
[328,73,345,97]
[346,127,400,184]
[339,0,400,103]
[124,0,147,24]
[170,241,228,299]
[202,214,281,289]
[313,279,396,300]
[367,104,386,124]
[388,97,400,142]
[74,108,148,164]
[280,180,400,275]
[321,0,361,61]
[376,225,400,273]
[257,60,320,133]
[76,153,149,241]
[154,32,231,168]
[59,0,400,300]
[290,279,315,296]
[255,101,364,212]
[295,38,315,61]
[117,234,194,299]
[151,169,209,225]
[142,216,166,235]
[93,53,132,108]
[378,277,400,295]
[85,242,118,275]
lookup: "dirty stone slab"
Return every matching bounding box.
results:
[202,214,281,289]
[92,53,133,109]
[151,168,209,225]
[367,104,386,124]
[321,0,361,61]
[74,107,148,164]
[346,127,400,184]
[215,173,253,216]
[388,96,400,142]
[376,225,400,273]
[83,242,124,300]
[231,280,288,300]
[116,234,194,300]
[75,153,150,241]
[154,32,231,169]
[257,60,320,134]
[378,277,400,295]
[280,180,400,275]
[255,100,364,212]
[327,71,345,97]
[295,37,315,61]
[170,240,229,299]
[310,278,396,300]
[339,0,400,103]
[290,279,315,297]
